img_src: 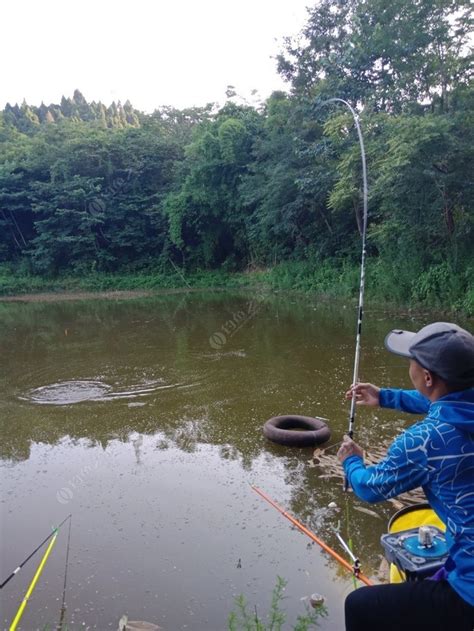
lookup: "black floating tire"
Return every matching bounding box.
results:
[263,415,331,448]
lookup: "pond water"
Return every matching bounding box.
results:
[0,291,427,630]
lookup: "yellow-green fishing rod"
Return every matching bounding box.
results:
[9,530,58,631]
[0,514,71,590]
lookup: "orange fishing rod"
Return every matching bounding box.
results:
[251,485,373,587]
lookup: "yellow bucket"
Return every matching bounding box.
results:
[387,503,445,583]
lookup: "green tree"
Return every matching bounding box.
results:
[278,0,472,111]
[164,104,261,269]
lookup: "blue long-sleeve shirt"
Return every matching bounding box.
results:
[343,387,474,605]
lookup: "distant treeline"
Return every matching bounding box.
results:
[1,0,472,311]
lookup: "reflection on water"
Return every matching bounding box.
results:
[0,292,427,630]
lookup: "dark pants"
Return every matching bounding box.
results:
[345,580,474,631]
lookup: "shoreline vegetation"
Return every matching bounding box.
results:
[1,263,472,316]
[1,5,472,318]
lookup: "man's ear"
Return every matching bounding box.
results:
[424,369,434,387]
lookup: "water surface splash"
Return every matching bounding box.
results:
[22,378,179,405]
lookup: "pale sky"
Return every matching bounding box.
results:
[1,0,312,112]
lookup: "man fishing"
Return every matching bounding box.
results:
[337,322,474,631]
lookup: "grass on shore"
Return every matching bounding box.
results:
[0,259,472,315]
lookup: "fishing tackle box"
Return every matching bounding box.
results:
[381,526,449,581]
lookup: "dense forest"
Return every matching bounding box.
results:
[1,0,473,312]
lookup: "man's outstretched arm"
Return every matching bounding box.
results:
[379,388,431,414]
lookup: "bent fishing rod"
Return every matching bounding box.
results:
[251,485,372,586]
[320,98,369,489]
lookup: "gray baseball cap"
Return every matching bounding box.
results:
[384,322,474,386]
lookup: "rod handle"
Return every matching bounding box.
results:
[343,475,350,492]
[342,429,353,492]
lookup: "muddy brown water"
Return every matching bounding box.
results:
[0,291,430,630]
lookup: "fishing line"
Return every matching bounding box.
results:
[0,514,72,590]
[345,500,358,589]
[319,439,343,452]
[57,516,72,630]
[334,517,360,589]
[319,98,369,490]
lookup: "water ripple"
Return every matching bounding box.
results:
[20,378,188,405]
